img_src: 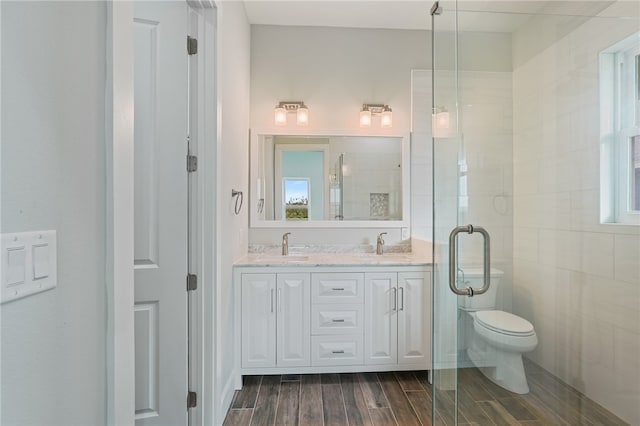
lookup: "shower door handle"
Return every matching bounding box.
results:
[448,224,490,297]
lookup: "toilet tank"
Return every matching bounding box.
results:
[457,267,504,311]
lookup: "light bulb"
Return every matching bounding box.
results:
[437,111,450,129]
[296,105,309,126]
[274,106,287,126]
[360,109,371,128]
[381,107,393,128]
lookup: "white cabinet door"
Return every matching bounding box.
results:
[241,274,276,368]
[277,273,311,367]
[398,272,431,366]
[364,273,398,365]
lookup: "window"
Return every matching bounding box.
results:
[283,178,309,221]
[600,34,640,225]
[632,136,640,211]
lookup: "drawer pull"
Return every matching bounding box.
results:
[332,350,345,354]
[332,319,345,323]
[332,287,345,291]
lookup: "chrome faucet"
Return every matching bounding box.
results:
[376,232,387,255]
[282,232,292,256]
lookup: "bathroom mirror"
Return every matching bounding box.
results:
[250,133,410,228]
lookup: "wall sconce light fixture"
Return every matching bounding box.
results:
[360,104,392,128]
[274,101,309,126]
[432,106,450,131]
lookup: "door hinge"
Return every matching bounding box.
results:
[187,391,197,409]
[187,36,198,55]
[187,154,198,173]
[187,274,198,291]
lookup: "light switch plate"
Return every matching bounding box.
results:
[1,231,57,304]
[33,243,50,279]
[6,247,26,285]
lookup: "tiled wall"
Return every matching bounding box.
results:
[412,70,514,311]
[512,12,640,424]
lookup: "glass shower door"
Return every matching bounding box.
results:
[431,1,463,423]
[431,0,510,423]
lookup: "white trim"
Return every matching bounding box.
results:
[106,2,135,425]
[197,7,218,426]
[184,3,217,426]
[0,2,4,420]
[601,34,640,226]
[211,2,226,425]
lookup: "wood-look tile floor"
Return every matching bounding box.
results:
[223,360,628,426]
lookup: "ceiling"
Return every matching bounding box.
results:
[242,0,617,32]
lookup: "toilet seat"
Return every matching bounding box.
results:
[475,310,535,337]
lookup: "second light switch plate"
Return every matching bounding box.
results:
[1,230,57,304]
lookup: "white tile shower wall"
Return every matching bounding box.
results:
[411,69,514,311]
[411,71,434,243]
[512,6,640,424]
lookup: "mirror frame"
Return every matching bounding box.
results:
[249,130,411,228]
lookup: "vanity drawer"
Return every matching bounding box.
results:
[311,273,364,304]
[311,304,363,335]
[311,335,363,366]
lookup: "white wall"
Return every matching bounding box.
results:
[1,2,107,424]
[249,25,511,248]
[249,25,428,248]
[251,25,429,136]
[512,7,640,424]
[215,1,251,423]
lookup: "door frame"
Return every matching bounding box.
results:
[106,1,218,425]
[106,2,135,424]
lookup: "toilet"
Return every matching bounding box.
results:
[459,267,537,394]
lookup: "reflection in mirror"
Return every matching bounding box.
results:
[283,178,310,220]
[253,135,405,224]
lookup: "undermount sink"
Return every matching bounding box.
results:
[257,255,309,263]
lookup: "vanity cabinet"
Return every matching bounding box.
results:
[241,273,311,369]
[364,272,398,364]
[397,272,431,364]
[310,273,365,366]
[236,264,431,375]
[364,272,431,366]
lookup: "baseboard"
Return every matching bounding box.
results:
[215,370,237,425]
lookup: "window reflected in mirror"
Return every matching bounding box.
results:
[283,178,310,221]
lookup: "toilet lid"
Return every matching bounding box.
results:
[476,310,534,336]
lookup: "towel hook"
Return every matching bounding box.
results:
[231,189,243,215]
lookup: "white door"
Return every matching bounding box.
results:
[398,272,431,366]
[241,274,276,368]
[133,2,189,425]
[364,272,398,365]
[277,273,311,367]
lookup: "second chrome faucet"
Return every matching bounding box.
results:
[376,232,387,255]
[282,232,292,255]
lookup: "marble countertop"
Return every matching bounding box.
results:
[234,252,430,267]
